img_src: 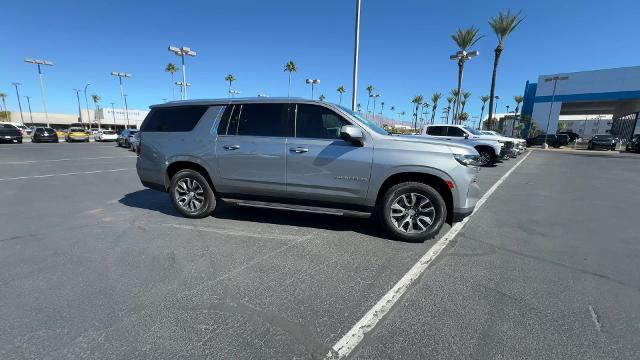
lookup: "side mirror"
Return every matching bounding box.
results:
[340,125,364,146]
[464,133,469,139]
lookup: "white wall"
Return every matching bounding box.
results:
[535,66,640,97]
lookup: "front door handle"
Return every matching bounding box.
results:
[289,147,309,153]
[223,145,240,150]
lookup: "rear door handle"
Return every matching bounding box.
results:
[289,147,309,153]
[223,145,240,150]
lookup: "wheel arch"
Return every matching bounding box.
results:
[165,159,215,192]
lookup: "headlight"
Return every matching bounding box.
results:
[453,153,480,167]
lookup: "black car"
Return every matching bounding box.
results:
[625,134,640,153]
[117,129,138,147]
[31,127,59,143]
[526,134,569,148]
[587,134,616,150]
[557,131,580,143]
[0,123,23,143]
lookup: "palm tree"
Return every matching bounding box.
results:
[460,91,471,117]
[487,10,525,125]
[515,123,524,138]
[444,96,454,124]
[165,63,179,100]
[366,85,374,113]
[284,60,297,97]
[429,93,442,125]
[411,95,424,131]
[357,103,362,113]
[513,95,524,136]
[318,94,326,102]
[380,101,385,115]
[389,105,396,124]
[451,26,483,121]
[399,111,406,126]
[0,92,8,120]
[91,94,101,129]
[225,74,236,97]
[337,85,346,105]
[530,120,538,137]
[479,95,490,129]
[449,89,461,124]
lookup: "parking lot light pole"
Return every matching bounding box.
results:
[83,83,91,126]
[542,76,569,149]
[110,102,116,128]
[168,46,197,100]
[11,83,25,125]
[24,96,34,125]
[123,94,130,129]
[25,58,53,127]
[371,94,380,122]
[351,0,361,112]
[305,79,320,99]
[73,89,82,122]
[111,71,131,128]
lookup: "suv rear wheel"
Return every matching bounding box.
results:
[170,169,216,218]
[380,182,447,242]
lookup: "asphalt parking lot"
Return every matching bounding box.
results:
[1,143,639,359]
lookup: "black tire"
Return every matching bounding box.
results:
[169,169,216,218]
[17,138,23,144]
[477,148,495,167]
[379,182,447,242]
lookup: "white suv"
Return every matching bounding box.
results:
[481,131,526,156]
[421,125,506,166]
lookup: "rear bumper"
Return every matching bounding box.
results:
[1,135,22,142]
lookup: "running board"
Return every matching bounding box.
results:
[222,198,371,218]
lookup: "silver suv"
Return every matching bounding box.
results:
[136,98,481,241]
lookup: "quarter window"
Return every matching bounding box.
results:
[141,106,209,132]
[295,104,350,139]
[447,127,466,137]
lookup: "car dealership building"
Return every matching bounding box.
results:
[521,66,640,140]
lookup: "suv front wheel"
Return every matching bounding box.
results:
[380,182,447,242]
[170,169,217,218]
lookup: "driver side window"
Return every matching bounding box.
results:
[295,104,350,139]
[447,127,466,137]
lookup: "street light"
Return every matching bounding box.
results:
[83,83,91,126]
[110,102,116,128]
[371,94,381,122]
[449,50,479,121]
[175,81,192,100]
[11,83,25,125]
[24,96,34,125]
[351,0,361,112]
[228,90,240,98]
[542,76,569,149]
[123,94,130,128]
[25,57,53,127]
[111,71,131,128]
[305,79,320,99]
[73,89,82,122]
[168,45,197,100]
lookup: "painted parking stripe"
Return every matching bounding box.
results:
[326,151,532,359]
[0,155,136,165]
[164,223,307,241]
[0,168,135,181]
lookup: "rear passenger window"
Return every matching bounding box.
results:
[426,126,446,136]
[224,104,293,137]
[295,104,350,139]
[141,106,209,132]
[447,127,466,137]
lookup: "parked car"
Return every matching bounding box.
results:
[65,127,90,142]
[137,98,482,242]
[0,123,23,143]
[421,125,504,166]
[129,132,140,153]
[56,129,67,138]
[526,134,569,148]
[117,129,138,147]
[31,127,59,143]
[95,129,118,142]
[625,134,640,153]
[557,131,580,143]
[587,134,617,150]
[480,130,526,156]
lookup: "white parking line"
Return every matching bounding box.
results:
[326,151,532,359]
[0,168,135,181]
[163,223,305,241]
[0,155,136,165]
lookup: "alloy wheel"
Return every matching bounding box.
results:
[389,193,436,234]
[174,177,206,212]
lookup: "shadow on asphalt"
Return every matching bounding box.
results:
[119,189,408,242]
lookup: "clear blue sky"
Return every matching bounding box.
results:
[2,0,638,124]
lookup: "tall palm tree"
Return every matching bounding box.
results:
[284,60,297,97]
[365,85,374,113]
[479,95,490,129]
[389,105,396,124]
[399,111,406,125]
[337,85,346,105]
[460,91,471,117]
[357,103,362,112]
[380,101,385,115]
[487,10,525,125]
[451,26,483,121]
[445,96,454,124]
[91,94,101,128]
[429,93,442,125]
[411,95,424,131]
[0,92,9,120]
[513,95,524,136]
[225,74,236,97]
[165,63,179,100]
[318,94,326,102]
[449,89,461,124]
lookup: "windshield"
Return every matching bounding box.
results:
[463,126,484,136]
[102,130,115,134]
[69,128,84,133]
[593,134,611,139]
[339,106,389,135]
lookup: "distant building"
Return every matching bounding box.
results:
[4,108,148,129]
[521,66,640,141]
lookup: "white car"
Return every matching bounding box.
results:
[481,131,526,155]
[419,125,504,166]
[94,129,118,142]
